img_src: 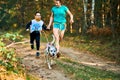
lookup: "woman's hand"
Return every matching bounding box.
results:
[67,10,74,24]
[47,25,51,30]
[70,19,74,24]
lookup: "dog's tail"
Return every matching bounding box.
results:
[51,34,55,44]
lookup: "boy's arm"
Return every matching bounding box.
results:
[26,21,32,30]
[42,24,50,31]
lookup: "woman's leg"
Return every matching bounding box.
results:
[53,28,60,53]
[60,30,65,41]
[59,23,66,41]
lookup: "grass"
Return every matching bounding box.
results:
[26,74,39,80]
[59,32,120,63]
[56,57,120,80]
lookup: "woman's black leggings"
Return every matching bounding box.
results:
[30,31,40,50]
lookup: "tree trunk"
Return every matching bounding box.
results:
[91,0,95,25]
[102,0,105,28]
[110,0,115,38]
[82,0,88,34]
[117,3,120,31]
[20,0,25,26]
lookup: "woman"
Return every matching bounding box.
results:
[47,0,74,54]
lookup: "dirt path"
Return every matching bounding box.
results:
[11,42,70,80]
[10,41,120,80]
[60,47,120,74]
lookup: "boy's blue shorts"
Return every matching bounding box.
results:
[53,22,66,31]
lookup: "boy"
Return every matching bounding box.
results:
[26,12,47,57]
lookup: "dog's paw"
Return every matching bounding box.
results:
[51,60,56,65]
[49,67,52,69]
[48,63,52,69]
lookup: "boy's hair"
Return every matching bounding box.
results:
[35,12,40,15]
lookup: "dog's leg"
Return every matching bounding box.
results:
[51,57,56,65]
[45,52,52,69]
[48,55,52,69]
[46,53,49,63]
[44,55,47,63]
[48,62,52,69]
[44,52,48,63]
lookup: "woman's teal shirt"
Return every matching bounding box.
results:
[51,5,68,23]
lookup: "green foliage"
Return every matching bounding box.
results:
[0,33,21,73]
[1,32,23,42]
[0,47,18,72]
[0,0,18,29]
[0,31,28,79]
[0,30,25,77]
[0,40,5,47]
[26,74,39,80]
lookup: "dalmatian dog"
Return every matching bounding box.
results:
[44,35,58,69]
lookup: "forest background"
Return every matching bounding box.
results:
[0,0,119,62]
[0,0,120,79]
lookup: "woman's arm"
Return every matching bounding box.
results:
[47,12,53,29]
[67,10,74,24]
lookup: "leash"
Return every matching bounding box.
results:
[41,31,49,43]
[41,31,55,45]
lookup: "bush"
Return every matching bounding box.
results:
[1,32,23,42]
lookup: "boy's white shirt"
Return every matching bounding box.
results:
[30,19,44,33]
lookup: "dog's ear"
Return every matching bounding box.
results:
[52,43,56,46]
[48,46,50,51]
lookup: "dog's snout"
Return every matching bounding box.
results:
[52,54,55,56]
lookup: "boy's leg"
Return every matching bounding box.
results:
[35,31,40,57]
[36,32,40,51]
[30,32,35,49]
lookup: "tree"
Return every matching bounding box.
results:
[90,0,95,25]
[82,0,88,34]
[0,0,18,30]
